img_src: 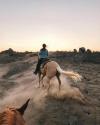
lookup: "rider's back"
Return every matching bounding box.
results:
[39,48,48,59]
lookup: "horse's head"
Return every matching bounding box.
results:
[0,99,30,125]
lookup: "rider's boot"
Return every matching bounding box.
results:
[34,71,37,75]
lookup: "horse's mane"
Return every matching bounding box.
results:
[0,108,16,125]
[0,100,30,125]
[0,111,8,125]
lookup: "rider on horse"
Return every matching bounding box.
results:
[34,43,49,75]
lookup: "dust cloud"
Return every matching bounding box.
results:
[0,72,85,125]
[0,73,84,108]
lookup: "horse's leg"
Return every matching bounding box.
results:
[47,78,50,92]
[56,71,61,90]
[38,72,41,87]
[41,73,46,87]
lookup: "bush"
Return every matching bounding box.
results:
[73,49,77,53]
[86,49,92,54]
[79,47,86,54]
[0,54,16,64]
[3,62,32,78]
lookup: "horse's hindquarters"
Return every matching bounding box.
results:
[46,61,58,78]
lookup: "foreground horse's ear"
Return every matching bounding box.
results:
[17,99,30,115]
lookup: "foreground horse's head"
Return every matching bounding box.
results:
[0,99,30,125]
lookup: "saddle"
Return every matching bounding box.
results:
[40,59,51,70]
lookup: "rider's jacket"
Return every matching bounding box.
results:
[38,48,48,59]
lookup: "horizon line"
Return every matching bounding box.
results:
[0,48,100,53]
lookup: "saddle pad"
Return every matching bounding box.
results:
[41,59,51,69]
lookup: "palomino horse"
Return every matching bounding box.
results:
[0,99,30,125]
[38,61,82,90]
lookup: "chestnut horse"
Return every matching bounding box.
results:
[0,99,30,125]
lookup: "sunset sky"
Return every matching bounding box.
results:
[0,0,100,52]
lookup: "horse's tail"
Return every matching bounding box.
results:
[57,66,82,82]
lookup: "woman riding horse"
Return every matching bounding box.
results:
[34,44,82,91]
[34,43,49,75]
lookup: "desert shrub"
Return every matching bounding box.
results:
[0,52,26,64]
[0,49,38,64]
[0,54,17,64]
[29,53,38,57]
[79,47,86,53]
[86,49,92,54]
[51,51,100,64]
[84,52,100,63]
[3,62,32,78]
[0,48,14,55]
[73,49,77,53]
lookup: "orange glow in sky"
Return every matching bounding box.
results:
[0,0,100,52]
